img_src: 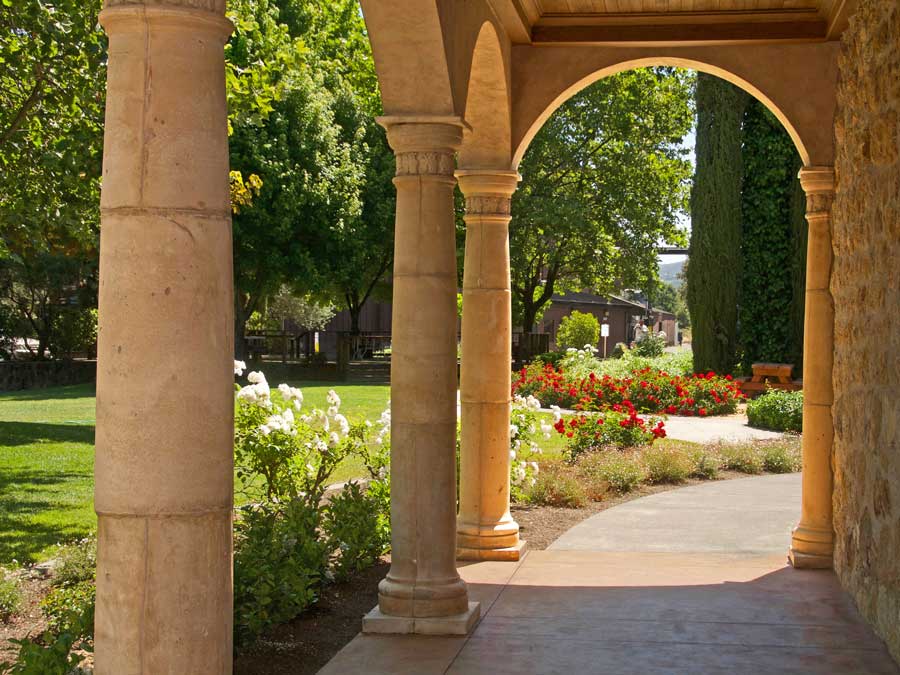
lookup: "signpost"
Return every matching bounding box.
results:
[601,323,610,358]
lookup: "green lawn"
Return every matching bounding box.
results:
[0,380,391,564]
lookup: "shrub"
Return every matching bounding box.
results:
[642,444,692,484]
[633,332,666,358]
[687,446,721,479]
[526,463,588,508]
[323,481,390,582]
[760,440,802,473]
[233,500,328,646]
[554,404,665,462]
[578,450,646,494]
[717,442,764,474]
[41,582,95,638]
[52,536,96,588]
[0,573,22,622]
[532,351,565,368]
[747,389,803,432]
[556,311,600,351]
[509,395,547,502]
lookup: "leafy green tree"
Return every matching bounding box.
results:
[556,310,601,351]
[687,74,748,374]
[738,100,806,372]
[0,0,105,357]
[511,68,694,332]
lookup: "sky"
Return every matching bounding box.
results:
[657,125,695,266]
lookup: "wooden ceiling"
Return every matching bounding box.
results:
[491,0,854,44]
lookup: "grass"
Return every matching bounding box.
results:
[0,380,391,564]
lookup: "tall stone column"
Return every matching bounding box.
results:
[94,2,234,672]
[456,170,524,561]
[790,166,836,569]
[364,118,479,635]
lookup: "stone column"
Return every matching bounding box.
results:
[94,2,234,672]
[790,166,836,569]
[363,118,479,635]
[456,170,524,561]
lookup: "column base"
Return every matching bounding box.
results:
[789,524,833,569]
[457,540,527,562]
[362,602,481,636]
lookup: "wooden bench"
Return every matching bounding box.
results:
[737,362,803,397]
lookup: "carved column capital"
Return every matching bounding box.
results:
[100,1,233,40]
[799,166,835,222]
[377,116,465,179]
[456,170,520,220]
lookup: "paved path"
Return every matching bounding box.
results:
[320,475,898,675]
[661,413,785,444]
[551,473,800,554]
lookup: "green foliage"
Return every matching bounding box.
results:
[760,440,802,473]
[532,351,566,368]
[41,582,95,638]
[526,463,588,508]
[233,499,326,646]
[51,536,96,588]
[577,450,646,494]
[642,445,692,484]
[1,630,91,675]
[747,389,804,432]
[633,332,666,358]
[49,308,97,358]
[688,74,748,375]
[717,442,764,474]
[556,311,601,351]
[323,481,390,582]
[0,572,22,621]
[739,101,806,372]
[511,68,694,330]
[688,446,721,479]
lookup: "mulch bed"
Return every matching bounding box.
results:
[0,570,52,666]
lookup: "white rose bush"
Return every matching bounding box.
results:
[232,365,391,645]
[508,394,547,502]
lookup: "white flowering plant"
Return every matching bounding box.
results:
[508,394,549,502]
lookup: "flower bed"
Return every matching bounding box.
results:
[513,361,743,417]
[551,400,666,462]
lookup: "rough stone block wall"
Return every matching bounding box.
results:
[831,0,900,662]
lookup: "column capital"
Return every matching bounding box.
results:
[100,2,232,40]
[377,116,465,177]
[798,166,835,218]
[456,170,520,219]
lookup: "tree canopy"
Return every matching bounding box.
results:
[510,68,694,332]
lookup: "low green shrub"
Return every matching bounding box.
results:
[52,536,96,588]
[642,445,692,484]
[323,481,391,582]
[1,632,91,675]
[556,311,600,351]
[531,351,565,368]
[0,573,23,621]
[557,407,665,462]
[760,440,802,473]
[633,332,666,358]
[747,389,803,432]
[41,581,96,638]
[687,446,721,479]
[578,450,646,494]
[526,464,588,508]
[717,442,764,474]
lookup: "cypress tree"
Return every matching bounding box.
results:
[738,100,806,372]
[687,74,748,374]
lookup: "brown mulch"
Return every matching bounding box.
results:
[0,570,52,666]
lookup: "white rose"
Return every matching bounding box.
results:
[234,360,246,376]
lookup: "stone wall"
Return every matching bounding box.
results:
[831,0,900,662]
[0,360,97,392]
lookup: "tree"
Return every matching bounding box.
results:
[556,311,601,351]
[687,74,748,374]
[0,0,105,357]
[510,68,694,332]
[738,100,806,372]
[226,0,364,357]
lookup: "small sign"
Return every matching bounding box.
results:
[601,323,610,337]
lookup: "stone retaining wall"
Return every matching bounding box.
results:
[831,0,900,661]
[0,360,97,392]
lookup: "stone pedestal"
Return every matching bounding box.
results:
[94,3,235,672]
[368,118,478,631]
[455,170,525,562]
[790,166,836,570]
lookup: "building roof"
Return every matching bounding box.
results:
[551,292,647,311]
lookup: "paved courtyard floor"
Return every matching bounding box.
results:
[319,475,898,674]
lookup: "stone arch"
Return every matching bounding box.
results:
[512,43,839,168]
[459,21,512,168]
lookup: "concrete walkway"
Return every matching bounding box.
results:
[320,475,898,675]
[661,413,785,444]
